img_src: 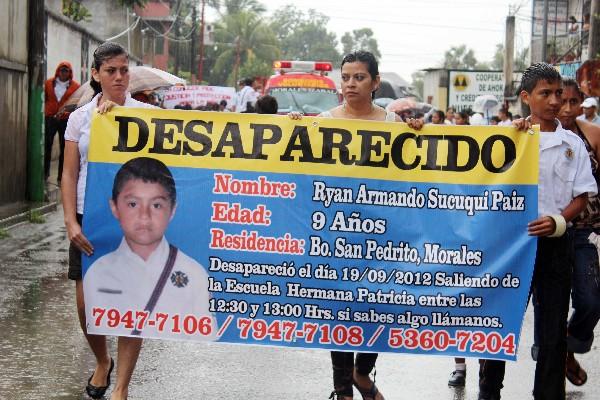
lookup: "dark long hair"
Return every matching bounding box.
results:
[90,42,128,95]
[341,50,379,99]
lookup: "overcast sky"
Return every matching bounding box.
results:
[244,0,533,82]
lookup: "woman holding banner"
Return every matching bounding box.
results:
[62,42,156,400]
[291,50,422,400]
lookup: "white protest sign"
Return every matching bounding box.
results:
[163,85,236,110]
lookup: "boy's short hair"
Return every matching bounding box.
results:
[520,62,562,93]
[112,157,176,205]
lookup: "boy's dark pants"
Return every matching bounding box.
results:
[479,234,572,399]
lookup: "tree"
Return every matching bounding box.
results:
[411,71,424,99]
[340,28,381,60]
[238,55,272,80]
[491,44,530,71]
[62,0,92,22]
[208,0,266,15]
[442,44,480,69]
[117,0,149,7]
[270,5,340,62]
[210,11,279,85]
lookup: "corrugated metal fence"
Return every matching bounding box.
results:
[0,0,29,204]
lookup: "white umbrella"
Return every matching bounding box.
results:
[60,66,186,110]
[472,94,500,113]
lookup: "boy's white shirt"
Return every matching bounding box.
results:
[538,119,598,217]
[84,236,217,341]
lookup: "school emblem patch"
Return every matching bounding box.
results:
[565,148,574,160]
[170,271,189,288]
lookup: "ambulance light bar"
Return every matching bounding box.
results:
[273,61,333,73]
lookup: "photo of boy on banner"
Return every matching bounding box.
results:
[84,157,217,341]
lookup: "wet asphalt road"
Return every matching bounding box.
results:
[0,210,598,399]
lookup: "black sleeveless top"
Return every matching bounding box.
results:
[572,124,600,229]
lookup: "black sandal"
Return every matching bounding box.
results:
[353,378,384,400]
[86,358,114,399]
[329,390,353,400]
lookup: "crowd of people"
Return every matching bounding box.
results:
[46,40,600,400]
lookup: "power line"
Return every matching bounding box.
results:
[106,16,141,41]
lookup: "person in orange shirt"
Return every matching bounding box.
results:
[44,61,80,183]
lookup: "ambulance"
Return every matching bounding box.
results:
[264,61,341,115]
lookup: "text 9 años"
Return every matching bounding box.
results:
[112,116,516,173]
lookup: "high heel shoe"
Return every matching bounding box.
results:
[85,358,114,399]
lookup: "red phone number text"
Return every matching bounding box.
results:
[236,318,516,355]
[388,328,516,355]
[92,307,213,336]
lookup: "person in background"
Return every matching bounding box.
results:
[219,99,228,112]
[44,61,80,184]
[446,107,455,124]
[255,95,278,114]
[415,111,425,123]
[235,77,257,112]
[578,97,600,125]
[430,110,445,124]
[497,107,513,126]
[490,116,501,125]
[148,92,161,107]
[470,109,487,125]
[454,110,470,125]
[557,78,600,387]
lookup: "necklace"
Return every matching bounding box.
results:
[342,101,375,117]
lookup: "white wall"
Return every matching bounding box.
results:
[47,19,84,82]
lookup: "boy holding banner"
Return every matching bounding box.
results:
[478,63,597,400]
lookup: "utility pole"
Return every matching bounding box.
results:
[190,3,197,81]
[504,15,515,101]
[588,0,600,59]
[541,0,549,62]
[198,0,206,82]
[27,0,45,201]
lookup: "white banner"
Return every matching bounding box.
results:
[163,85,236,110]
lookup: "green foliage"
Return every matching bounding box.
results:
[211,11,279,85]
[340,28,381,60]
[239,56,272,80]
[117,0,150,8]
[209,0,266,15]
[0,228,9,239]
[270,5,340,62]
[28,210,45,224]
[442,44,479,70]
[491,44,530,71]
[62,0,92,22]
[411,71,425,99]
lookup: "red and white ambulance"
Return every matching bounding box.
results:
[264,61,341,115]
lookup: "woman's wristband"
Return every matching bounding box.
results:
[548,214,567,237]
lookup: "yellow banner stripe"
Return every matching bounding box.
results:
[88,108,539,185]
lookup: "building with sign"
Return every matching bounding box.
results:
[530,0,592,64]
[422,68,522,112]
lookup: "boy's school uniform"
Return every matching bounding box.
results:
[478,120,597,399]
[539,121,598,216]
[84,237,217,341]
